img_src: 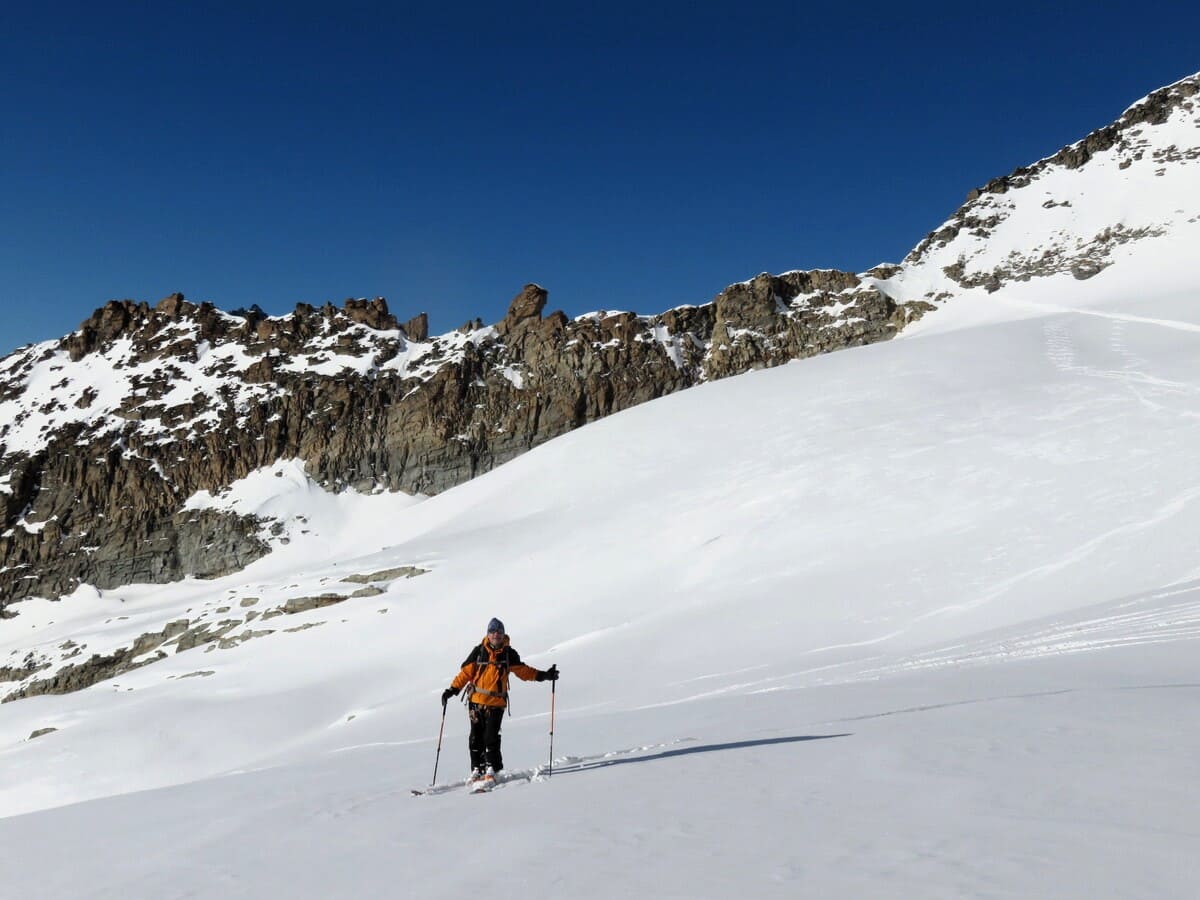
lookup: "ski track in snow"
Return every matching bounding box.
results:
[923,483,1200,619]
[852,585,1200,681]
[632,581,1200,707]
[397,739,694,802]
[1043,318,1198,396]
[822,682,1200,725]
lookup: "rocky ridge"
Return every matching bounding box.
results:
[1,274,921,602]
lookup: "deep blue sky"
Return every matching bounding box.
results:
[2,1,1197,354]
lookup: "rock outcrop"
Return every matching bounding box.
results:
[1,566,428,701]
[0,276,924,601]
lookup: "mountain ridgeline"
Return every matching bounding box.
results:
[1,71,1197,604]
[0,275,921,602]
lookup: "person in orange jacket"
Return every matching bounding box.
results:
[441,617,558,782]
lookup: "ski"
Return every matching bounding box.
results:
[411,773,496,796]
[410,781,460,796]
[413,769,533,797]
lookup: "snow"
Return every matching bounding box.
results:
[183,458,331,517]
[874,80,1200,317]
[0,333,280,458]
[0,316,500,464]
[495,364,525,389]
[3,261,1200,894]
[1,78,1200,898]
[181,457,426,546]
[13,515,52,534]
[573,309,630,321]
[645,323,692,368]
[378,326,499,380]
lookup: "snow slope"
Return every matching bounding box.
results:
[876,71,1200,312]
[2,246,1200,894]
[2,75,1200,897]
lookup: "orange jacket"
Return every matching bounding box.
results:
[450,636,540,708]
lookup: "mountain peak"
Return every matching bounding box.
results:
[894,72,1200,299]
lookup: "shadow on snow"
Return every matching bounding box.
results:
[549,733,851,777]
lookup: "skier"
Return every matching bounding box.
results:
[441,617,558,787]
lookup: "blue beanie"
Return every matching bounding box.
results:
[487,617,505,634]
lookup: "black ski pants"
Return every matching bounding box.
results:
[468,702,505,771]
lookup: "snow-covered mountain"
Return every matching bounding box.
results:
[0,279,918,602]
[884,71,1199,303]
[1,71,1199,898]
[3,74,1194,607]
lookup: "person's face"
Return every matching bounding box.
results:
[487,629,504,648]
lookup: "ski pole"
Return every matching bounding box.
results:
[548,677,556,777]
[431,701,448,786]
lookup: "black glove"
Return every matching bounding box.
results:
[538,664,559,682]
[441,687,458,706]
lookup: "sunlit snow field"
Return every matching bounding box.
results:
[4,229,1200,895]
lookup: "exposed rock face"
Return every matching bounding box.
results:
[0,277,925,601]
[0,655,50,682]
[4,647,167,702]
[1,567,427,701]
